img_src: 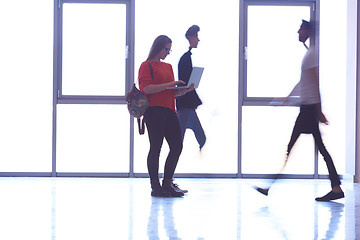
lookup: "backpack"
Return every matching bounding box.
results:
[126,62,153,134]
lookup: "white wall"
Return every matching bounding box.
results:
[346,0,358,178]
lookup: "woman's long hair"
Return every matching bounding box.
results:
[146,35,172,61]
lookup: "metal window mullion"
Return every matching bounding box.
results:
[127,0,135,177]
[52,0,63,177]
[238,1,247,177]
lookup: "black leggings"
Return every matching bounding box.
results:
[144,107,183,182]
[287,104,341,187]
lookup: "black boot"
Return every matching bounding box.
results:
[162,179,184,197]
[150,179,171,197]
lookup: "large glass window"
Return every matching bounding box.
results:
[62,3,127,96]
[242,0,346,177]
[56,105,130,172]
[318,0,347,175]
[246,5,310,98]
[54,1,130,175]
[242,2,314,176]
[134,0,239,174]
[0,0,53,172]
[242,106,314,174]
[0,0,349,177]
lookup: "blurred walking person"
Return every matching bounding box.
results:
[255,20,344,202]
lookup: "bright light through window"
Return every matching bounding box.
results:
[134,0,239,174]
[62,3,126,96]
[247,5,310,97]
[0,0,53,172]
[0,0,349,176]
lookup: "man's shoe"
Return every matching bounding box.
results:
[172,182,188,194]
[254,186,269,196]
[315,191,344,202]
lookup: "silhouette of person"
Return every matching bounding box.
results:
[138,35,194,197]
[176,25,206,151]
[256,20,344,202]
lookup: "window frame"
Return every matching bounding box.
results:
[53,0,135,177]
[54,0,133,105]
[240,0,318,106]
[238,0,321,179]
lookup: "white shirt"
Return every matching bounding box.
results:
[289,46,321,105]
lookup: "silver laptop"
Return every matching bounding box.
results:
[167,67,204,89]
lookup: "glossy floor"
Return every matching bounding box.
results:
[0,177,358,240]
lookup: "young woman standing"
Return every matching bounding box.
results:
[138,35,194,197]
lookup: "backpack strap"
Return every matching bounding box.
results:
[137,62,153,135]
[137,118,145,135]
[147,61,153,78]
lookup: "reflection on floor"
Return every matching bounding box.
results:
[0,177,358,240]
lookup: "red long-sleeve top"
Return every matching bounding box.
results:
[138,61,176,112]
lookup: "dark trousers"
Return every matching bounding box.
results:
[287,104,341,187]
[144,107,183,182]
[177,108,206,148]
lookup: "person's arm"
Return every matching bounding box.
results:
[178,52,192,84]
[317,104,328,124]
[269,82,301,105]
[140,62,184,95]
[142,80,185,95]
[173,84,195,97]
[287,81,301,98]
[309,66,328,124]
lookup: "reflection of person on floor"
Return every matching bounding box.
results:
[315,202,344,239]
[147,198,180,240]
[176,25,206,150]
[256,20,344,202]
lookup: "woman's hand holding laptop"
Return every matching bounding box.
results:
[171,80,186,86]
[174,83,195,97]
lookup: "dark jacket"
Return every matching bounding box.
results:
[176,48,202,109]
